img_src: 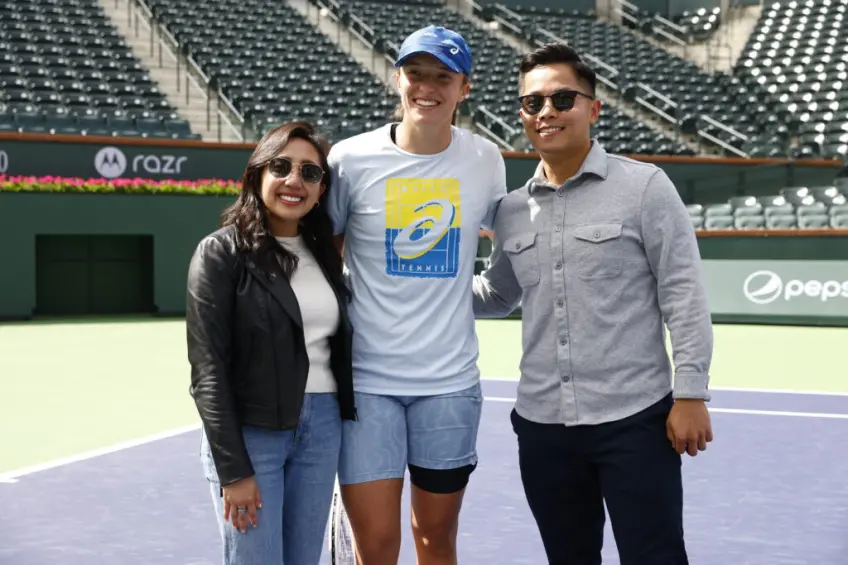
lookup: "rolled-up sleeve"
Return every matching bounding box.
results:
[640,169,713,401]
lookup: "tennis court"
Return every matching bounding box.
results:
[2,319,847,564]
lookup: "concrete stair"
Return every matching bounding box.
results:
[98,0,244,142]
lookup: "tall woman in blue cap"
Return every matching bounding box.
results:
[326,25,507,564]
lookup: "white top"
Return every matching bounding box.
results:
[276,235,339,394]
[326,124,508,396]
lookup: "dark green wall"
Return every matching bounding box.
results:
[2,193,846,326]
[502,157,841,204]
[698,236,848,261]
[0,193,235,319]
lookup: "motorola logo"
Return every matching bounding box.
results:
[94,146,127,179]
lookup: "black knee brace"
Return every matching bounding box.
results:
[408,463,477,494]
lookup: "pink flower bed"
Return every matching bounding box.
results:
[0,175,242,195]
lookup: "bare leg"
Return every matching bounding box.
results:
[409,484,467,565]
[340,479,404,565]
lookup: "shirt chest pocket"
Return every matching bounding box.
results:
[571,223,624,279]
[505,232,541,288]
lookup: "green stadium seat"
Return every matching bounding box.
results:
[765,214,797,229]
[0,0,196,139]
[798,214,830,229]
[704,215,733,230]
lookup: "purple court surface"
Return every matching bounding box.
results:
[3,379,847,565]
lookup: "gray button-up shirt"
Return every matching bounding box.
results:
[473,141,713,426]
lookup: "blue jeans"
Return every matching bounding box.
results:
[200,393,342,565]
[338,382,483,485]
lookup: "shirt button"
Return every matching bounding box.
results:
[560,336,568,345]
[594,232,601,239]
[515,242,521,250]
[555,261,562,270]
[561,375,571,383]
[556,188,564,197]
[556,300,563,308]
[555,225,562,232]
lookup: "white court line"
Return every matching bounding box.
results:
[4,390,848,484]
[0,423,200,483]
[484,396,848,419]
[481,377,848,397]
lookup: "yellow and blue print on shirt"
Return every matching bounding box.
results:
[385,177,461,278]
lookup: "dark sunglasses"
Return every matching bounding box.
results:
[518,88,595,115]
[268,157,324,185]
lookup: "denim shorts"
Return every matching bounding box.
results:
[338,382,483,485]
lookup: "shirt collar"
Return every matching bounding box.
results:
[529,139,609,192]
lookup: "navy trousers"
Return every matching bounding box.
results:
[511,394,689,565]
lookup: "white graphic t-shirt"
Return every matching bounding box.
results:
[327,124,507,396]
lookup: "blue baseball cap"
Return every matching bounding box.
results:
[394,25,472,76]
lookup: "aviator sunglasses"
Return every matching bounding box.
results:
[268,157,324,185]
[518,88,595,115]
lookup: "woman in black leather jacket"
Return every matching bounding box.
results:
[186,120,356,565]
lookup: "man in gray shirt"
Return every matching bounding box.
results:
[473,43,714,564]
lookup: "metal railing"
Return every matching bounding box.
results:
[473,106,518,150]
[120,0,245,142]
[501,17,750,157]
[634,84,676,121]
[534,28,620,90]
[309,0,397,81]
[697,115,749,158]
[614,0,689,59]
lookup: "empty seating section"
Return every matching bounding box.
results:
[621,7,722,44]
[145,0,398,143]
[325,0,688,155]
[687,184,848,229]
[496,6,790,157]
[0,0,194,139]
[734,0,848,160]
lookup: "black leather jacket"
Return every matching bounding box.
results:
[186,225,356,487]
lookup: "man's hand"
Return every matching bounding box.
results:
[666,399,713,456]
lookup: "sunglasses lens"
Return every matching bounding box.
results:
[522,95,544,114]
[269,158,292,178]
[301,164,324,184]
[551,91,577,111]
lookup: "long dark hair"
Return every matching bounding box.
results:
[221,121,349,300]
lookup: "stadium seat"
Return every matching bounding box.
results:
[735,0,848,159]
[734,215,766,229]
[488,3,787,157]
[796,202,829,217]
[319,0,686,154]
[0,0,196,139]
[685,204,703,216]
[763,203,795,217]
[798,213,830,229]
[766,213,797,229]
[704,215,733,229]
[146,0,398,143]
[830,213,848,228]
[704,203,732,216]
